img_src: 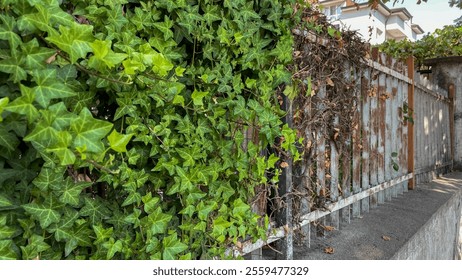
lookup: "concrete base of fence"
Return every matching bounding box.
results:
[262,172,462,260]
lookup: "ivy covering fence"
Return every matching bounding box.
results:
[0,0,303,259]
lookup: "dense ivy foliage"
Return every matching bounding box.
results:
[0,0,301,259]
[379,25,462,65]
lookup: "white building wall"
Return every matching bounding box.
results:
[320,0,422,44]
[337,9,388,45]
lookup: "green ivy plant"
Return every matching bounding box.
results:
[0,0,301,259]
[379,25,462,65]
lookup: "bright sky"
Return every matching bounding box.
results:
[388,0,461,36]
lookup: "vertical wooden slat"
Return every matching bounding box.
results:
[329,113,340,230]
[316,84,327,235]
[352,67,362,218]
[384,73,393,200]
[377,72,386,204]
[391,76,401,196]
[301,93,313,247]
[341,139,351,224]
[276,94,293,260]
[449,84,456,169]
[406,56,415,189]
[401,79,409,192]
[369,69,379,208]
[341,62,351,224]
[425,92,430,182]
[361,68,371,213]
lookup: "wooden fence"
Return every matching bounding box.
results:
[413,73,453,184]
[226,49,454,259]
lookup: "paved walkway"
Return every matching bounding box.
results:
[263,172,462,259]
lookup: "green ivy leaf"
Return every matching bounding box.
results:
[107,130,133,153]
[80,197,111,224]
[151,52,174,77]
[32,68,76,108]
[22,199,62,228]
[4,85,39,124]
[191,90,208,106]
[17,4,53,33]
[162,233,187,260]
[21,38,56,70]
[153,15,174,41]
[93,224,114,245]
[46,23,94,63]
[0,194,14,208]
[145,207,171,235]
[212,216,233,243]
[58,179,90,207]
[142,193,160,215]
[20,234,50,259]
[88,39,127,71]
[70,108,113,154]
[175,147,194,167]
[0,224,16,240]
[46,131,75,165]
[0,56,27,83]
[0,14,22,50]
[32,167,63,192]
[0,239,17,260]
[0,125,19,151]
[232,198,251,220]
[105,239,123,259]
[197,201,217,221]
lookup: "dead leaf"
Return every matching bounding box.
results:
[382,235,391,241]
[283,224,290,234]
[280,162,289,168]
[77,173,92,182]
[236,241,242,249]
[324,247,334,254]
[326,77,334,87]
[277,95,283,106]
[324,225,335,232]
[333,131,339,140]
[45,52,58,64]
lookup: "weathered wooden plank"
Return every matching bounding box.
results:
[361,68,371,213]
[341,62,351,225]
[391,75,401,196]
[384,73,393,200]
[316,84,327,235]
[424,91,430,182]
[341,142,351,224]
[401,79,409,191]
[329,113,340,230]
[352,67,362,218]
[275,94,293,260]
[449,84,456,167]
[414,82,450,103]
[406,57,415,189]
[369,69,379,207]
[365,59,412,84]
[377,72,386,204]
[300,79,313,246]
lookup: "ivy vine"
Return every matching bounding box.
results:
[0,0,301,259]
[379,25,462,66]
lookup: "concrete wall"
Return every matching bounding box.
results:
[424,57,462,170]
[391,188,462,260]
